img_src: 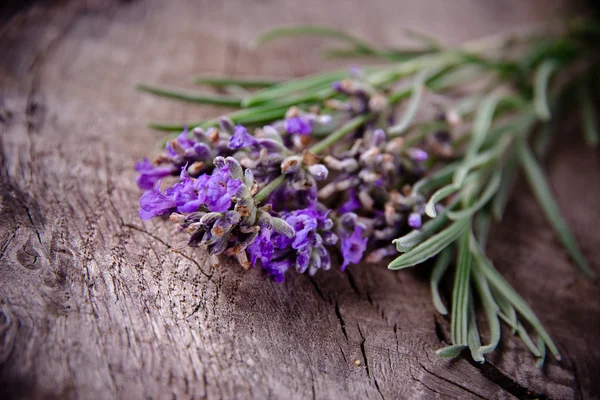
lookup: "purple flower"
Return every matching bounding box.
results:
[139,181,176,220]
[247,227,275,265]
[286,211,319,249]
[204,165,243,212]
[166,128,196,157]
[408,213,422,229]
[259,205,338,280]
[263,259,293,283]
[339,190,361,214]
[135,158,176,190]
[229,125,257,150]
[172,169,209,213]
[340,226,368,271]
[407,148,429,162]
[285,117,312,135]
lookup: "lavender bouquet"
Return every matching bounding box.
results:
[135,20,598,365]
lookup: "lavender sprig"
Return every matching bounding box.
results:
[135,20,599,366]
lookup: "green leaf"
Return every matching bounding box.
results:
[492,146,519,221]
[465,93,503,159]
[467,294,485,363]
[451,229,472,345]
[472,254,501,355]
[579,84,599,147]
[193,75,283,88]
[149,104,291,132]
[389,69,428,136]
[424,184,459,218]
[533,122,554,158]
[517,137,596,279]
[411,162,459,196]
[243,69,348,107]
[533,60,557,121]
[448,167,502,220]
[136,84,242,107]
[471,240,561,360]
[430,247,453,315]
[255,25,378,53]
[516,322,543,358]
[474,210,491,249]
[389,217,470,270]
[394,198,460,252]
[536,336,547,368]
[436,344,467,359]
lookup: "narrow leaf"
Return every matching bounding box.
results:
[491,146,519,221]
[533,60,557,121]
[136,84,242,107]
[430,247,453,315]
[472,255,501,355]
[579,84,599,147]
[471,240,561,360]
[467,294,485,363]
[388,217,470,270]
[389,69,428,136]
[193,75,283,88]
[451,229,472,345]
[536,336,547,368]
[436,344,467,359]
[517,138,596,279]
[448,167,502,220]
[255,25,377,53]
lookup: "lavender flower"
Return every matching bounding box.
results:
[340,225,368,271]
[284,116,313,135]
[249,205,338,281]
[135,158,176,190]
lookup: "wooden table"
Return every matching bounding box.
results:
[1,1,598,399]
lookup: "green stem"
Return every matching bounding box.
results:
[253,175,285,203]
[310,114,370,154]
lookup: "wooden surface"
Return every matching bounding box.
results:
[1,1,599,399]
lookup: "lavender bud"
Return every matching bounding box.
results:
[371,128,387,147]
[281,156,302,174]
[271,217,295,238]
[358,190,374,211]
[368,94,388,113]
[225,156,244,180]
[340,212,358,230]
[308,164,329,181]
[407,148,428,162]
[213,156,226,169]
[408,213,422,229]
[200,212,222,226]
[169,213,186,224]
[192,127,206,140]
[322,231,338,246]
[193,143,211,159]
[218,117,235,133]
[187,161,205,176]
[209,234,229,255]
[235,249,252,270]
[319,114,333,125]
[244,169,254,188]
[256,210,273,229]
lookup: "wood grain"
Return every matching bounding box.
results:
[0,1,598,399]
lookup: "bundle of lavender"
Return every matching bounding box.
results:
[135,21,599,365]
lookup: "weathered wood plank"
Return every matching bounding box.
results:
[0,1,598,399]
